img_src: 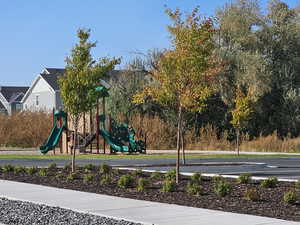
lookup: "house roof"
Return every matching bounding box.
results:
[40,68,66,91]
[43,68,66,75]
[0,86,29,103]
[0,101,5,109]
[40,73,62,91]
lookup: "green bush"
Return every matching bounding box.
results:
[191,173,201,183]
[100,174,111,185]
[118,175,135,188]
[137,178,150,192]
[237,173,252,184]
[213,175,223,183]
[55,172,65,179]
[295,179,300,189]
[48,163,57,170]
[83,164,96,172]
[63,164,71,171]
[26,167,38,175]
[260,177,278,188]
[244,188,260,201]
[131,169,143,177]
[214,181,232,197]
[3,164,14,173]
[165,169,176,181]
[113,168,120,175]
[83,173,94,182]
[99,163,111,174]
[13,166,26,174]
[283,190,299,204]
[150,171,162,179]
[186,181,202,196]
[38,168,47,177]
[67,172,78,180]
[161,180,176,192]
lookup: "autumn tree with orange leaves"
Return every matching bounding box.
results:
[133,8,224,183]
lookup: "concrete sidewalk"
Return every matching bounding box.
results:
[0,180,298,225]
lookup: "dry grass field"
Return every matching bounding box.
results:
[1,112,300,152]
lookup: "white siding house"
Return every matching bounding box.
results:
[22,68,65,112]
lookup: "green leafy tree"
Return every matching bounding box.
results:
[59,29,119,171]
[134,8,223,183]
[217,0,300,138]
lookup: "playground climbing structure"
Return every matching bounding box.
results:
[39,80,146,154]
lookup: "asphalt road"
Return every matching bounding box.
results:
[0,157,300,180]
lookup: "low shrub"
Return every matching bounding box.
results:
[118,175,134,188]
[165,169,176,181]
[191,172,201,184]
[83,174,94,182]
[260,177,278,188]
[161,180,176,192]
[3,164,14,173]
[283,190,299,204]
[26,167,38,175]
[214,181,232,197]
[38,168,47,177]
[137,178,150,192]
[113,168,120,175]
[213,175,223,183]
[99,163,111,174]
[13,166,26,174]
[186,181,202,196]
[100,175,111,185]
[48,163,57,170]
[55,172,65,179]
[237,173,252,184]
[63,164,71,171]
[244,188,260,201]
[83,164,96,172]
[150,171,162,179]
[131,169,143,177]
[67,172,78,180]
[295,179,300,189]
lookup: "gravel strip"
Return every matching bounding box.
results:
[0,198,143,225]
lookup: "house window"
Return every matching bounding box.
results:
[36,95,39,106]
[16,104,22,111]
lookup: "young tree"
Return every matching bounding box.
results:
[133,8,224,183]
[231,89,254,155]
[59,29,119,171]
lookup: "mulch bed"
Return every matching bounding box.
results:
[0,165,300,222]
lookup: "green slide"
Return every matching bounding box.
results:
[39,110,67,154]
[39,126,64,154]
[99,129,129,152]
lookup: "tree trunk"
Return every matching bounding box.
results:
[176,105,182,184]
[236,128,240,156]
[72,117,78,172]
[181,131,186,165]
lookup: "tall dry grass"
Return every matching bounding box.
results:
[240,131,300,153]
[128,114,177,149]
[1,111,300,152]
[0,111,52,148]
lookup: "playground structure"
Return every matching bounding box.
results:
[39,81,146,155]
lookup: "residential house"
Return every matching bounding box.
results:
[21,67,130,113]
[0,86,29,115]
[22,68,65,112]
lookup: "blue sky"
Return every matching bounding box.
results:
[0,0,299,86]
